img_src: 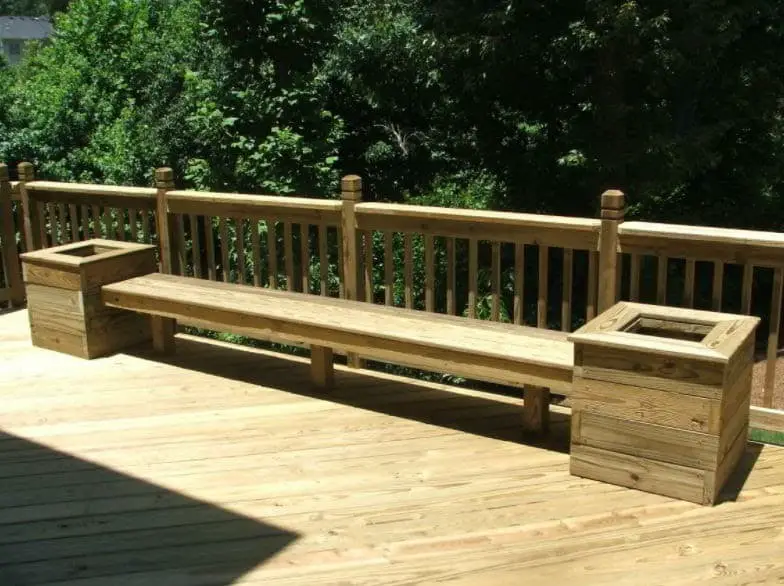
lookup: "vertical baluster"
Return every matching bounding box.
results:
[176,214,186,275]
[129,208,138,242]
[37,204,48,247]
[69,204,79,241]
[741,263,753,314]
[491,241,500,321]
[104,207,116,240]
[468,238,478,318]
[656,254,667,305]
[615,260,623,301]
[629,253,641,302]
[219,217,230,282]
[384,231,394,306]
[57,203,67,243]
[116,209,126,241]
[251,219,261,286]
[404,233,413,309]
[514,243,525,324]
[236,218,246,284]
[205,216,216,281]
[336,225,344,299]
[46,203,57,244]
[283,222,294,290]
[425,234,435,312]
[190,214,202,278]
[301,224,311,294]
[763,267,783,408]
[683,258,695,308]
[80,204,89,239]
[586,251,598,321]
[562,248,573,332]
[267,218,278,289]
[319,224,328,296]
[446,237,456,315]
[364,230,373,302]
[142,209,151,243]
[91,205,101,239]
[712,260,724,311]
[537,246,549,328]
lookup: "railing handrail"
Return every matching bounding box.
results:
[355,202,600,249]
[619,220,784,267]
[25,180,157,209]
[166,189,343,224]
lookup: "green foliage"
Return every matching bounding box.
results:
[192,0,345,195]
[1,0,783,227]
[749,428,784,447]
[0,0,67,15]
[0,0,203,184]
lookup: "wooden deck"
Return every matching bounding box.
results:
[1,309,784,586]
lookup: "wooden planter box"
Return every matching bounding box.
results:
[21,239,157,359]
[568,302,760,505]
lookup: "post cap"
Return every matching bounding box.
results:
[18,162,35,182]
[601,189,625,210]
[341,175,362,192]
[155,167,175,188]
[0,164,8,182]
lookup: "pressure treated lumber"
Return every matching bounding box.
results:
[101,273,572,429]
[2,306,784,586]
[21,239,157,359]
[355,203,600,250]
[569,301,760,505]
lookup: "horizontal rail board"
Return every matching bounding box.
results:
[167,191,342,224]
[620,222,784,267]
[355,203,600,249]
[26,182,157,209]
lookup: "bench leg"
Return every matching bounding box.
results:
[522,386,550,434]
[151,316,176,354]
[311,345,334,390]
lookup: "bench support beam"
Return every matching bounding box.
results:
[311,345,334,390]
[151,316,176,354]
[522,386,550,434]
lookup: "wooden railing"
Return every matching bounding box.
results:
[616,221,784,408]
[1,162,782,429]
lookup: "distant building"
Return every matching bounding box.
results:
[0,16,52,65]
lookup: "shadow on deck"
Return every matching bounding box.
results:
[2,309,784,585]
[0,430,297,585]
[126,334,573,455]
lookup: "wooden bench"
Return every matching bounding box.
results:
[101,273,574,432]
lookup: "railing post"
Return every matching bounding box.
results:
[341,174,364,368]
[0,164,24,305]
[597,189,625,313]
[155,167,178,275]
[18,162,42,252]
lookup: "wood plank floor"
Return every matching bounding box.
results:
[1,308,783,585]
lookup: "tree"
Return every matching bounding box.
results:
[0,0,203,184]
[0,0,69,15]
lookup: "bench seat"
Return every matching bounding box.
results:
[102,273,574,430]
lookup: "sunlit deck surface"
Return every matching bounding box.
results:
[2,308,784,586]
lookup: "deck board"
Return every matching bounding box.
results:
[1,309,783,585]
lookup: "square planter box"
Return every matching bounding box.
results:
[568,302,760,505]
[21,239,157,359]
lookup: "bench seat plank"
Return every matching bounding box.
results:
[102,274,573,393]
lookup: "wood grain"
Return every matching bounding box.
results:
[1,307,784,585]
[102,273,574,393]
